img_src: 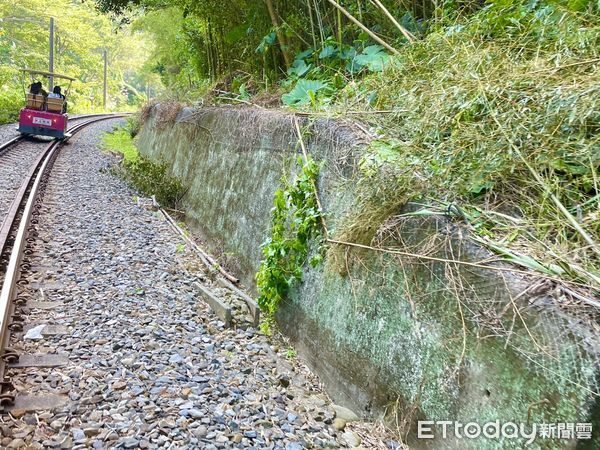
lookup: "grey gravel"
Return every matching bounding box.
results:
[2,121,392,448]
[0,122,19,144]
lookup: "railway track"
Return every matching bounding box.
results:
[0,114,129,214]
[0,113,345,449]
[0,115,125,411]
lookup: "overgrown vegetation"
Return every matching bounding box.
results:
[90,0,599,121]
[80,0,600,439]
[102,124,185,207]
[95,0,599,313]
[93,0,438,101]
[102,127,139,162]
[123,156,185,207]
[0,67,22,123]
[256,156,324,326]
[331,0,600,293]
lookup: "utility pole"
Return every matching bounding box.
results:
[49,17,54,91]
[103,49,107,110]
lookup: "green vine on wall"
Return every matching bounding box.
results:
[256,155,324,329]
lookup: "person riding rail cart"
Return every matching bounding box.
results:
[18,69,75,139]
[48,86,67,113]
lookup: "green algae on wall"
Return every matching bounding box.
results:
[136,106,365,289]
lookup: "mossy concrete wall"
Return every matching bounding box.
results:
[137,106,362,290]
[137,105,599,449]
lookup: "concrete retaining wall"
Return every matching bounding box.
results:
[137,104,599,449]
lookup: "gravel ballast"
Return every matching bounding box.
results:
[2,121,400,449]
[0,117,109,223]
[0,122,20,144]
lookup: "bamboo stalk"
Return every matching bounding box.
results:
[395,204,600,287]
[295,109,408,116]
[528,57,600,74]
[312,0,325,47]
[337,6,343,47]
[369,0,416,42]
[324,0,400,55]
[306,0,317,49]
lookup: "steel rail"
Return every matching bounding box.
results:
[0,114,126,256]
[0,136,22,155]
[0,114,126,408]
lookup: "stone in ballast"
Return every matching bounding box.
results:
[332,404,360,422]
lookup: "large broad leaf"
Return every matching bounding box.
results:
[318,45,337,59]
[340,47,357,61]
[353,45,390,72]
[282,79,329,106]
[287,59,311,77]
[296,49,314,60]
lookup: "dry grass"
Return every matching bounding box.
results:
[154,100,184,130]
[320,4,600,409]
[139,99,159,126]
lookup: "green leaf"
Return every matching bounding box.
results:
[296,49,314,59]
[340,47,357,61]
[550,159,589,175]
[239,84,251,100]
[318,45,337,59]
[287,59,311,77]
[256,154,323,320]
[353,45,390,72]
[469,179,495,194]
[256,32,276,54]
[282,79,329,106]
[309,254,323,267]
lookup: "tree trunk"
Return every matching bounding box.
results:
[264,0,293,68]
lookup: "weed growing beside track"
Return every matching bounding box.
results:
[102,125,184,207]
[256,155,324,330]
[102,128,138,163]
